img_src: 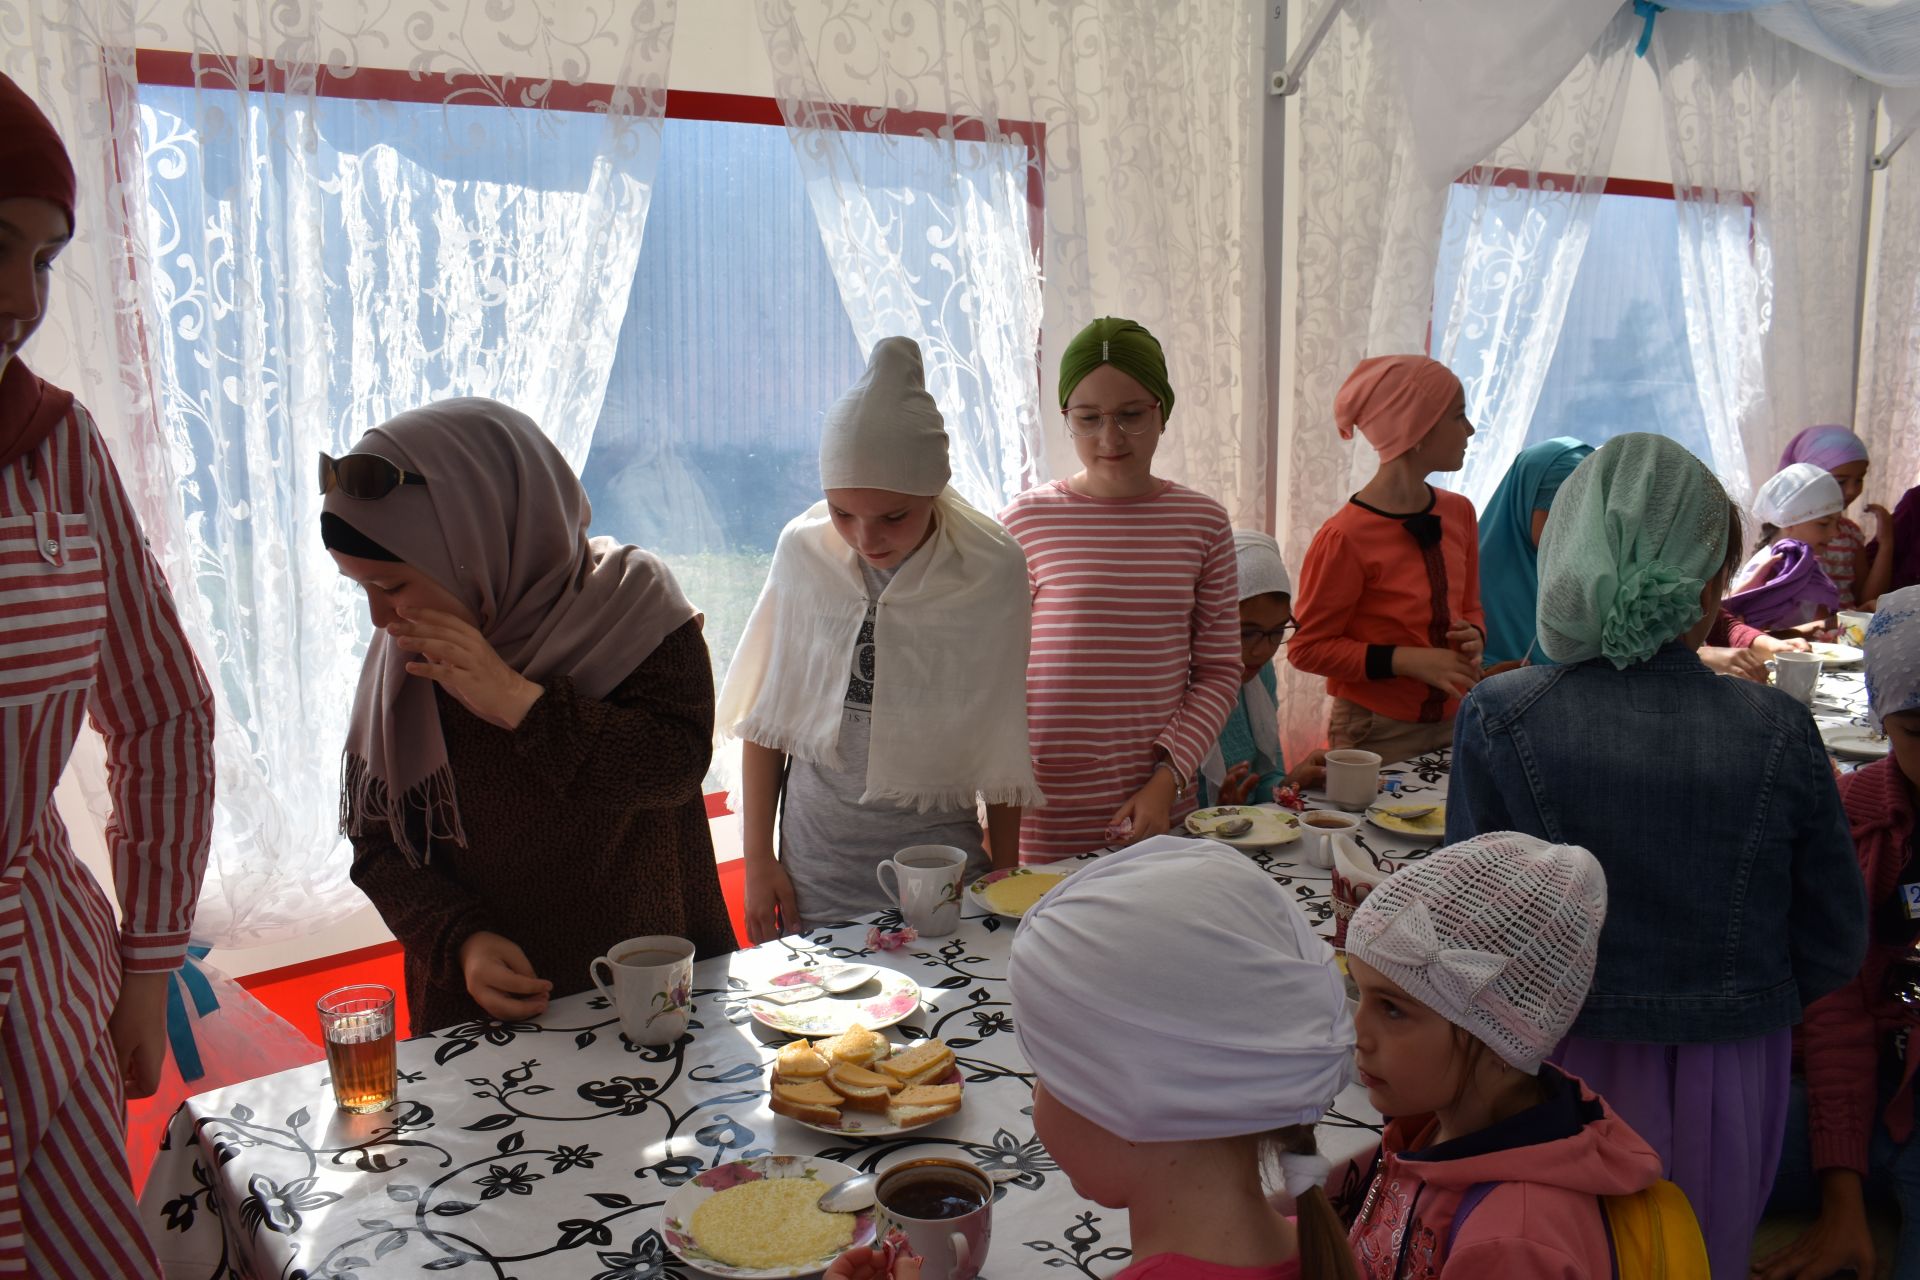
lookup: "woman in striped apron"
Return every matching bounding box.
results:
[0,73,215,1274]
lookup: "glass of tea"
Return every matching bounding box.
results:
[317,984,398,1114]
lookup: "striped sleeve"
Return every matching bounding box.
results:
[1153,515,1241,785]
[80,422,215,972]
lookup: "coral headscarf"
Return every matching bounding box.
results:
[1333,355,1462,463]
[0,73,78,470]
[326,399,697,862]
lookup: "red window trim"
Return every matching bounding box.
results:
[1458,166,1755,210]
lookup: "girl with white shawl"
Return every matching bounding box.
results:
[717,338,1041,942]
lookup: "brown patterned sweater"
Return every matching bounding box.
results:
[349,617,737,1036]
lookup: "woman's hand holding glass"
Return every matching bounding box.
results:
[387,607,544,730]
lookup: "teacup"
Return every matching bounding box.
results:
[1772,651,1824,707]
[1298,808,1363,870]
[876,845,969,937]
[874,1157,993,1280]
[1838,609,1873,647]
[1324,749,1383,811]
[588,935,694,1047]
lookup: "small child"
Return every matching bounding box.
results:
[1344,832,1701,1278]
[1199,530,1327,807]
[1759,585,1920,1279]
[718,338,1042,941]
[1776,425,1895,608]
[1011,837,1359,1278]
[1289,356,1485,764]
[1723,462,1846,632]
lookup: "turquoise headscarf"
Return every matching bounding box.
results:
[1479,438,1594,665]
[1536,434,1732,669]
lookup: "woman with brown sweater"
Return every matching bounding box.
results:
[321,399,734,1036]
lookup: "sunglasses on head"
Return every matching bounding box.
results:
[318,452,428,500]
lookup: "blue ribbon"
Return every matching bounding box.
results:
[165,944,220,1083]
[1634,1,1666,57]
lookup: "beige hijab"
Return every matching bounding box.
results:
[326,398,696,861]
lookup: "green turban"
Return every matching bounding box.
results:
[1059,317,1175,423]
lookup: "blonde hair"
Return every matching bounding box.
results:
[1262,1126,1360,1280]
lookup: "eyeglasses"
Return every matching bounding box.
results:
[1063,404,1160,437]
[1240,622,1298,648]
[318,452,428,500]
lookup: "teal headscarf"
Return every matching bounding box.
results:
[1536,434,1732,669]
[1059,318,1175,422]
[1479,438,1594,665]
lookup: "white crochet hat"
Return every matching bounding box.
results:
[1347,831,1607,1074]
[1753,462,1844,528]
[1233,530,1292,601]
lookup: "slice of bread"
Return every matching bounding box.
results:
[889,1082,962,1127]
[877,1040,953,1086]
[827,1062,896,1111]
[770,1092,843,1126]
[821,1023,890,1067]
[772,1078,843,1108]
[775,1040,831,1079]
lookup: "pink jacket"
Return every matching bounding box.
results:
[1802,755,1918,1175]
[1347,1068,1664,1279]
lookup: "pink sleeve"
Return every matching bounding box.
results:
[1154,517,1242,786]
[1728,618,1766,648]
[81,424,216,972]
[1802,971,1879,1176]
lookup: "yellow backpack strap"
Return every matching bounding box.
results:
[1600,1179,1709,1278]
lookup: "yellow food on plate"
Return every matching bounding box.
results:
[689,1177,855,1268]
[775,1040,831,1079]
[818,1023,890,1067]
[979,872,1062,916]
[1370,804,1445,836]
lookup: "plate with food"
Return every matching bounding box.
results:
[768,1027,963,1136]
[1822,721,1890,760]
[1810,642,1864,667]
[1365,802,1446,838]
[747,968,922,1039]
[1185,805,1301,849]
[662,1154,875,1278]
[967,867,1067,919]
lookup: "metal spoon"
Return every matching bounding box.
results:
[749,963,878,1005]
[818,1166,1018,1214]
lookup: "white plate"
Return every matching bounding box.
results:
[769,1051,965,1138]
[1365,803,1447,838]
[747,968,922,1038]
[1184,805,1302,849]
[662,1155,875,1278]
[1810,643,1864,667]
[1822,722,1890,760]
[967,867,1068,919]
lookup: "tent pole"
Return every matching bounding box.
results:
[1853,88,1881,427]
[1270,0,1349,96]
[1263,0,1290,532]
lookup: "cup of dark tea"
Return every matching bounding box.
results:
[873,1157,992,1280]
[317,983,397,1114]
[589,935,695,1047]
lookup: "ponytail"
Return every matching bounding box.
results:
[1756,522,1780,556]
[1267,1126,1360,1280]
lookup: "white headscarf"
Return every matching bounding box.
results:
[1009,837,1354,1141]
[1233,530,1292,600]
[1866,585,1920,731]
[819,337,951,496]
[1200,531,1290,790]
[1753,462,1844,528]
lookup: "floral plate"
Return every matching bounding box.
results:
[966,867,1067,920]
[1184,804,1302,849]
[768,1045,966,1138]
[1822,721,1890,760]
[662,1155,875,1278]
[747,967,922,1038]
[1365,802,1447,838]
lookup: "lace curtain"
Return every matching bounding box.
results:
[751,0,1268,525]
[3,0,674,951]
[1858,135,1920,506]
[1651,9,1873,505]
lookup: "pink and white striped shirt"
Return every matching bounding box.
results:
[1,399,213,1266]
[999,480,1241,862]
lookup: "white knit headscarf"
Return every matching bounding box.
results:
[1009,837,1354,1142]
[1753,462,1844,528]
[819,337,952,496]
[1199,532,1290,790]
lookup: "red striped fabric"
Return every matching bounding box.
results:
[999,480,1240,862]
[1,402,214,1272]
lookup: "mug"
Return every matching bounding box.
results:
[875,845,969,937]
[1772,651,1824,707]
[589,935,694,1047]
[1838,609,1874,647]
[1324,749,1383,811]
[1297,808,1363,870]
[874,1157,993,1280]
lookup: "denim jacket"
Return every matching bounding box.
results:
[1446,644,1865,1044]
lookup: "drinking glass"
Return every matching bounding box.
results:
[317,984,398,1114]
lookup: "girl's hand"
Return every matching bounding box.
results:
[388,608,543,730]
[1750,1179,1874,1279]
[1735,552,1785,595]
[1444,620,1483,665]
[1108,766,1177,846]
[1752,633,1810,657]
[1216,762,1258,806]
[459,931,552,1021]
[1866,501,1893,536]
[827,1247,922,1280]
[744,857,800,945]
[1697,645,1768,683]
[1282,749,1327,792]
[108,970,173,1099]
[1392,647,1479,698]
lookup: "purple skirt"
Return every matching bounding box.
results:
[1552,1029,1791,1280]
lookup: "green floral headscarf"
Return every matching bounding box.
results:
[1058,317,1175,423]
[1536,434,1732,669]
